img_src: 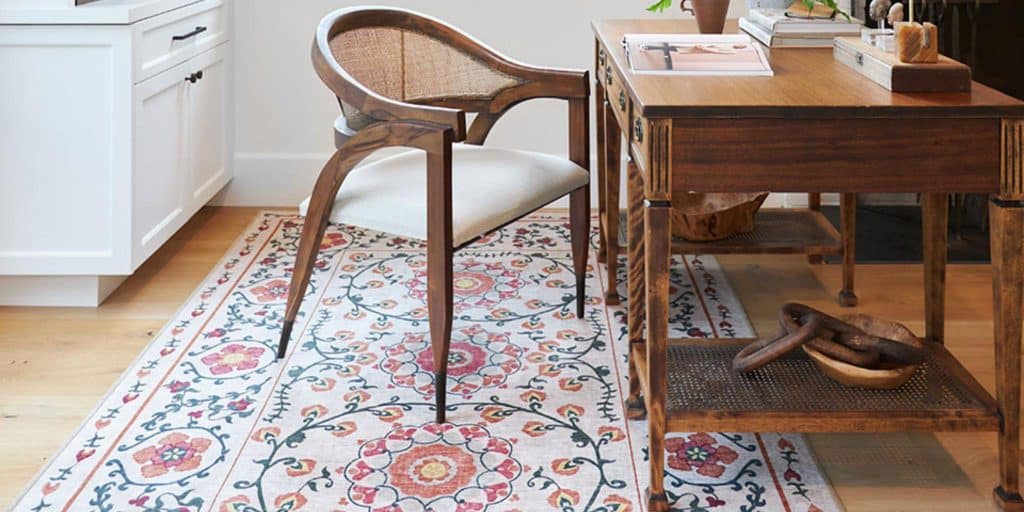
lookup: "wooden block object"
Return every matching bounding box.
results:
[834,36,971,92]
[896,21,939,63]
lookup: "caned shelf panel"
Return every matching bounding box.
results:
[630,340,1000,433]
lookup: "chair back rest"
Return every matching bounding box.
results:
[315,7,523,130]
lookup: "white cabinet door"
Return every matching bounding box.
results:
[187,43,230,210]
[132,56,189,268]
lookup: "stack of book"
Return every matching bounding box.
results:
[739,8,862,48]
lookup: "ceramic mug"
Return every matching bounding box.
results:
[681,0,732,34]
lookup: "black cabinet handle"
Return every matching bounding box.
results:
[618,90,627,111]
[634,117,644,142]
[185,70,204,83]
[173,26,208,41]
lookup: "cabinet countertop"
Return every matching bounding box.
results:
[0,0,202,25]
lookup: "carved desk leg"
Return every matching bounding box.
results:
[838,193,859,307]
[922,193,948,344]
[604,98,622,305]
[594,52,607,264]
[626,160,647,419]
[644,119,672,512]
[645,200,671,512]
[993,119,1024,512]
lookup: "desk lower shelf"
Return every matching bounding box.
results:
[630,340,1000,433]
[617,208,843,255]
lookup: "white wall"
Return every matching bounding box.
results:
[220,0,846,208]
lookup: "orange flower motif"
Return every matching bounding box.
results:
[557,404,585,418]
[537,364,561,378]
[131,432,212,479]
[603,494,633,512]
[551,458,580,476]
[251,427,280,443]
[553,310,575,320]
[522,421,548,437]
[526,352,547,363]
[559,377,583,392]
[519,390,546,403]
[330,421,357,437]
[286,458,317,477]
[274,492,308,511]
[548,489,581,508]
[218,494,251,512]
[300,405,327,419]
[537,341,559,353]
[310,378,335,392]
[343,390,370,404]
[598,426,626,442]
[521,318,544,330]
[480,406,507,423]
[377,406,404,423]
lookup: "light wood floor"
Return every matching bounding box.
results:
[0,206,1017,511]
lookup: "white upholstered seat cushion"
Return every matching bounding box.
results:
[299,143,589,247]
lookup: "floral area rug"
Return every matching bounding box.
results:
[12,212,842,512]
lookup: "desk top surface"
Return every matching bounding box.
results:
[593,19,1024,119]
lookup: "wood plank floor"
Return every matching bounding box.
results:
[0,206,1017,511]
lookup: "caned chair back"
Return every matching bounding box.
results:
[314,7,525,130]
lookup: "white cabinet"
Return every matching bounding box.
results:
[132,44,230,266]
[187,45,230,211]
[0,0,232,306]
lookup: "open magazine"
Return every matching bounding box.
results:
[623,33,774,76]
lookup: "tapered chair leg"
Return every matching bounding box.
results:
[426,136,455,423]
[569,187,590,318]
[427,252,453,424]
[278,152,344,360]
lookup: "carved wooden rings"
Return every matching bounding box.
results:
[778,303,925,367]
[732,303,926,375]
[732,311,821,373]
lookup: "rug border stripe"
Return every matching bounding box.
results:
[10,211,286,510]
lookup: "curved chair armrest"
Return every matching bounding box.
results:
[466,67,591,146]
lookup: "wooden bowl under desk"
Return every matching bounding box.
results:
[672,192,770,241]
[803,314,925,390]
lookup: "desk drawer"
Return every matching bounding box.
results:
[630,111,650,171]
[601,54,630,133]
[133,0,227,83]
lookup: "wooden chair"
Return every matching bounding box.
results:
[278,7,591,424]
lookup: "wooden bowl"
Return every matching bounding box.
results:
[802,314,925,390]
[672,192,769,242]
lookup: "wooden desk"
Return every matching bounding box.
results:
[593,19,1024,512]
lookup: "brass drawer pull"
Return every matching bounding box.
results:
[605,67,613,86]
[598,47,607,67]
[634,117,644,142]
[618,90,627,111]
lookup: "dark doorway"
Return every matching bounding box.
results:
[835,0,1023,263]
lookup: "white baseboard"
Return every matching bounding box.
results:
[214,152,332,206]
[0,275,127,307]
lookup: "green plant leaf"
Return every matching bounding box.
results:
[646,0,674,13]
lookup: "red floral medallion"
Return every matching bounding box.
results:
[665,433,739,478]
